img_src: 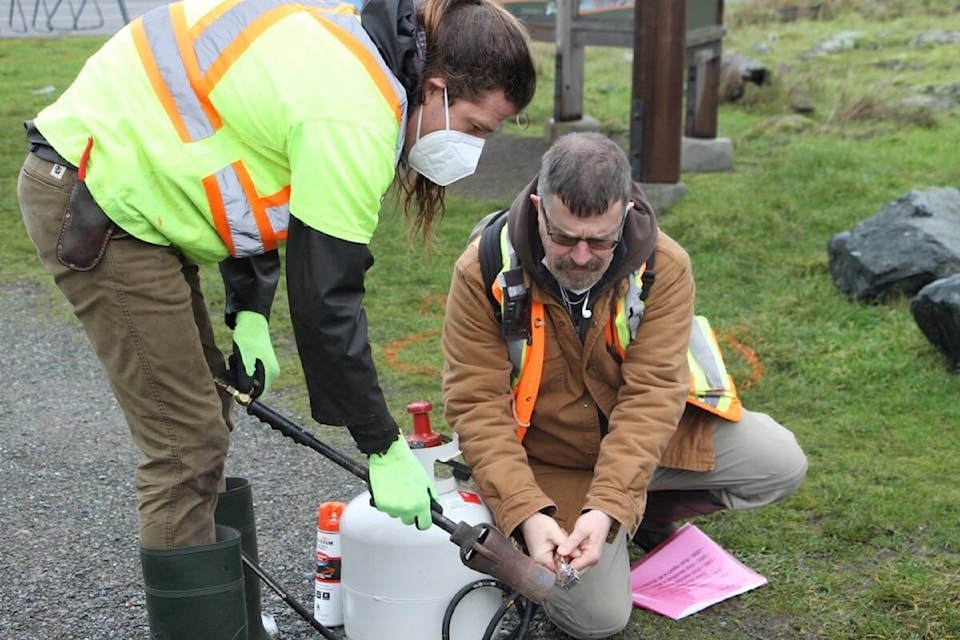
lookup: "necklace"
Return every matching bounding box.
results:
[560,287,592,320]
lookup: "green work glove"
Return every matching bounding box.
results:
[228,310,279,398]
[367,434,440,531]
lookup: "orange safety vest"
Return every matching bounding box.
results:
[471,209,742,442]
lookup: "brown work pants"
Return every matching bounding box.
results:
[18,152,232,550]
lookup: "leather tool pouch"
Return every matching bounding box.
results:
[56,178,116,272]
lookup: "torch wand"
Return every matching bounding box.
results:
[215,378,556,604]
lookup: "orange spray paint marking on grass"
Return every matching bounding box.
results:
[383,295,448,376]
[720,332,764,390]
[384,329,442,377]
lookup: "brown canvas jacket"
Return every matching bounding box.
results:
[442,179,715,539]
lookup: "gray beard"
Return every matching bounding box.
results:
[548,256,605,291]
[553,266,604,291]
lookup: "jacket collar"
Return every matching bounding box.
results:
[361,0,422,100]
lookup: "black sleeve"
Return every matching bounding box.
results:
[219,251,281,328]
[285,216,398,455]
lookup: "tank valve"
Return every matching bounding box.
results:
[406,400,443,448]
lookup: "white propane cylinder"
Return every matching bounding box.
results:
[340,432,501,640]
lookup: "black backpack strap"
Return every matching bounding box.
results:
[477,208,510,321]
[639,251,656,302]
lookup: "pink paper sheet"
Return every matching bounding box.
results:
[630,523,767,619]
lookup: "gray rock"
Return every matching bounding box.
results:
[681,136,734,173]
[910,274,960,371]
[827,187,960,301]
[801,30,865,58]
[912,30,960,47]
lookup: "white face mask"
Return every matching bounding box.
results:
[407,87,485,187]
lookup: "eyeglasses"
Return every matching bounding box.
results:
[539,201,623,251]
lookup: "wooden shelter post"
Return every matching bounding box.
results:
[630,0,686,183]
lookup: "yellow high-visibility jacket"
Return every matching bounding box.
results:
[35,0,406,264]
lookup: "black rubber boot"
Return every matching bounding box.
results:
[214,477,271,640]
[632,520,681,552]
[632,490,727,552]
[140,525,247,640]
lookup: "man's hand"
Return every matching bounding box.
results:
[367,434,439,530]
[519,512,568,573]
[556,509,613,575]
[228,311,279,398]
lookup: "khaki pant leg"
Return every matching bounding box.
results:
[650,409,808,510]
[18,153,231,549]
[541,529,633,640]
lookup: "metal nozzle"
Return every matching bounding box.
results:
[449,521,556,603]
[214,377,252,406]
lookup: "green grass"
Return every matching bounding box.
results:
[3,1,960,637]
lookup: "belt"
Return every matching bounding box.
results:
[24,119,76,169]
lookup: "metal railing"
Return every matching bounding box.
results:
[5,0,128,34]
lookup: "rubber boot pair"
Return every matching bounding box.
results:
[631,489,727,552]
[139,477,270,640]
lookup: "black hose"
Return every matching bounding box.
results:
[483,589,537,640]
[441,579,539,640]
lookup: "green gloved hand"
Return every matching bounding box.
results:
[228,310,280,398]
[367,433,440,531]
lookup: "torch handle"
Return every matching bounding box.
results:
[217,379,457,535]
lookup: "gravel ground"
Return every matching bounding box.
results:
[0,274,569,639]
[1,27,556,628]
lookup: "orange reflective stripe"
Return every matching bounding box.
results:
[309,10,403,123]
[132,18,193,143]
[203,173,236,256]
[233,160,279,252]
[170,2,223,132]
[205,4,305,90]
[264,184,292,243]
[512,301,545,442]
[605,295,627,361]
[324,2,358,15]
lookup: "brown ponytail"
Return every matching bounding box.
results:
[397,0,536,242]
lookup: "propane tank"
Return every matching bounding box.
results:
[314,501,346,627]
[340,401,501,640]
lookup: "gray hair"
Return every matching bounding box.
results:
[537,132,633,218]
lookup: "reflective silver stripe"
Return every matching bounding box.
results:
[140,0,408,136]
[210,165,290,256]
[688,317,727,404]
[622,273,645,338]
[499,223,526,379]
[191,0,288,72]
[138,0,405,256]
[194,0,331,72]
[142,7,216,140]
[212,165,263,256]
[265,202,290,243]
